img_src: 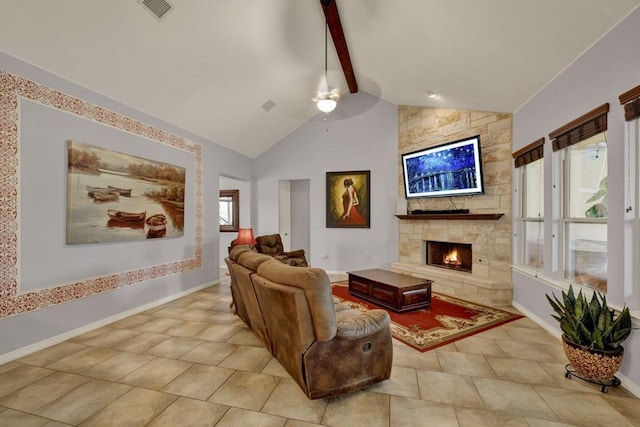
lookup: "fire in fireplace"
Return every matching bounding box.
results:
[444,249,462,267]
[426,241,472,273]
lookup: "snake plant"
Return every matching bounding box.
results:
[546,284,631,351]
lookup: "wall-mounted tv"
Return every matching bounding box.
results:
[401,135,484,199]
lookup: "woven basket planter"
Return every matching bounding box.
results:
[562,335,624,382]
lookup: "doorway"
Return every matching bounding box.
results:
[279,179,311,260]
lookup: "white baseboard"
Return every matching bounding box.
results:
[616,372,640,398]
[511,301,562,339]
[0,280,218,366]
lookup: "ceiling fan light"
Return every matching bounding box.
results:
[316,98,337,113]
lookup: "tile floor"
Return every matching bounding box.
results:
[1,273,639,427]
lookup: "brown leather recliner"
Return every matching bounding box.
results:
[254,233,308,267]
[225,245,393,399]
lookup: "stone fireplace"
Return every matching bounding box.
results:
[426,241,472,273]
[393,106,513,306]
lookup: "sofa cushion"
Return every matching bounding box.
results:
[229,245,254,261]
[255,234,284,256]
[335,308,362,323]
[237,251,275,271]
[257,260,337,342]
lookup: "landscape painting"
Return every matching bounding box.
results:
[66,140,186,244]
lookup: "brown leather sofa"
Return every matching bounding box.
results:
[225,245,393,399]
[254,233,308,267]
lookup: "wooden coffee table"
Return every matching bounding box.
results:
[347,268,432,313]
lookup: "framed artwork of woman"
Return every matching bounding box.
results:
[326,170,370,228]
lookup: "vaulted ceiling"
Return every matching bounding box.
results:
[1,1,639,158]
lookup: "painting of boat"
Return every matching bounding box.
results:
[145,213,167,231]
[86,185,116,198]
[86,185,131,198]
[107,210,146,223]
[146,228,166,239]
[108,185,132,197]
[86,185,113,192]
[68,140,185,244]
[107,219,144,230]
[92,191,119,202]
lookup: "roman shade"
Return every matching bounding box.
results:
[619,84,640,122]
[550,103,609,151]
[512,137,544,168]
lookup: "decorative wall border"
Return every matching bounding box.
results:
[0,70,203,319]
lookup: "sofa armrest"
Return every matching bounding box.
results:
[336,309,390,340]
[283,249,306,258]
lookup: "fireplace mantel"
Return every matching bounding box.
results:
[395,213,504,220]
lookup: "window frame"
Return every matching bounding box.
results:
[512,137,545,273]
[547,104,609,291]
[559,135,608,290]
[519,159,545,272]
[620,84,640,311]
[219,189,239,233]
[630,117,640,310]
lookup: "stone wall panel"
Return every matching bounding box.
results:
[397,105,513,304]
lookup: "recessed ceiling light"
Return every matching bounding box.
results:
[427,90,439,99]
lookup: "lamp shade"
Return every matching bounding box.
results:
[316,98,337,113]
[235,228,256,245]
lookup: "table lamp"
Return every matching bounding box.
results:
[235,228,256,246]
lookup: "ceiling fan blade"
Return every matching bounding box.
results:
[320,0,358,94]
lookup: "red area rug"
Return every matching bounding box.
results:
[332,282,523,352]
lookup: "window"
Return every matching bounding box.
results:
[219,189,239,232]
[561,133,608,291]
[633,116,640,309]
[620,83,640,309]
[513,138,544,271]
[521,159,544,270]
[549,103,609,292]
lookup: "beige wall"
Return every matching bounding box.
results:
[396,107,513,300]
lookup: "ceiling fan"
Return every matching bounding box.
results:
[312,0,358,113]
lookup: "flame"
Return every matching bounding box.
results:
[444,249,462,266]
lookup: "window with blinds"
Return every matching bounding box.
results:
[620,84,640,309]
[550,105,608,292]
[513,138,545,271]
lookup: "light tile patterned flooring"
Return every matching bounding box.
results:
[1,273,639,426]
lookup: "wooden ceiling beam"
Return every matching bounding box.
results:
[320,0,358,94]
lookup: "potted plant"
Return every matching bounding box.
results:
[546,284,632,383]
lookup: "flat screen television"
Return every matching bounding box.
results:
[401,135,484,199]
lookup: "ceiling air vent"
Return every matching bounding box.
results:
[261,100,276,112]
[140,0,173,20]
